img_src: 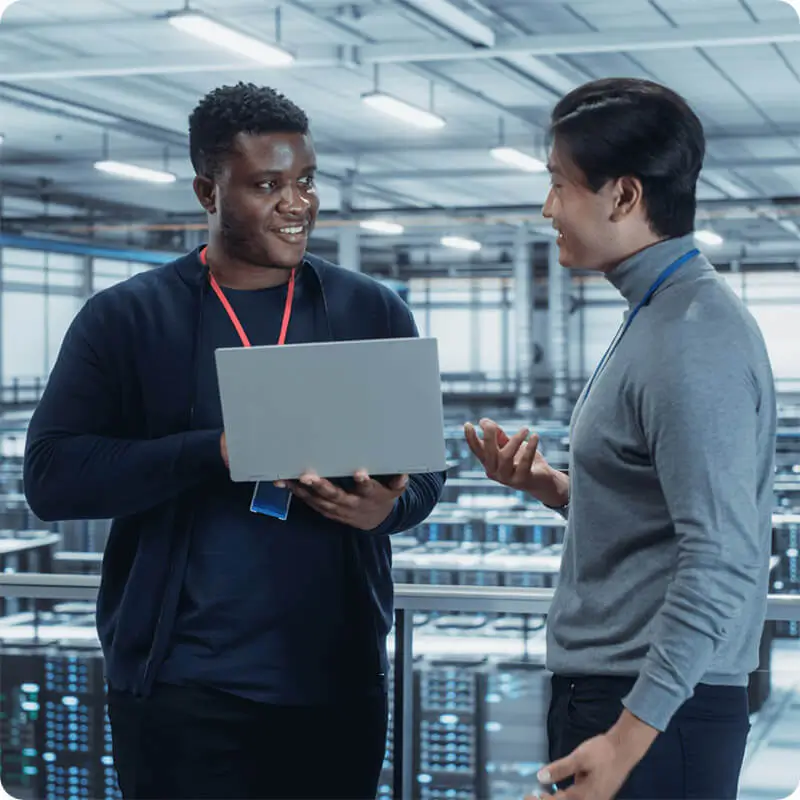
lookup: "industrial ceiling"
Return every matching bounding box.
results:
[2,0,800,266]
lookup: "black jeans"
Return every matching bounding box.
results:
[107,682,389,799]
[547,675,750,800]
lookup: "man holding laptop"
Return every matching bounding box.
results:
[24,82,445,799]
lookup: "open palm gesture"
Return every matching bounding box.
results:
[464,418,568,508]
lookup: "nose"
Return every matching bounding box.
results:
[542,187,555,219]
[277,183,311,216]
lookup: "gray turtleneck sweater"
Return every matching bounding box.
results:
[546,234,776,732]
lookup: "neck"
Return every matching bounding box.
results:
[606,232,699,306]
[204,241,293,290]
[599,232,667,274]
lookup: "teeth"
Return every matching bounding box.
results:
[279,226,304,235]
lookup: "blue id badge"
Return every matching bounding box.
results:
[250,482,292,521]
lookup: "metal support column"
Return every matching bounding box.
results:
[338,171,361,272]
[184,227,205,252]
[469,275,480,377]
[82,255,93,299]
[0,180,4,385]
[548,242,570,418]
[513,224,534,412]
[338,227,361,272]
[392,609,414,800]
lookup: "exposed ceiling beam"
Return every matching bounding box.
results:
[5,153,800,178]
[0,14,142,32]
[479,2,585,95]
[360,20,800,63]
[335,159,800,182]
[0,178,166,220]
[323,198,800,222]
[0,83,430,209]
[7,196,800,230]
[0,85,188,148]
[332,129,800,151]
[382,0,561,105]
[3,21,797,80]
[282,0,551,143]
[0,3,283,33]
[0,164,428,215]
[397,0,496,47]
[0,49,342,82]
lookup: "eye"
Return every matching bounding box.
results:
[299,175,316,188]
[257,180,277,191]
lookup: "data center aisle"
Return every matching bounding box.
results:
[740,641,800,799]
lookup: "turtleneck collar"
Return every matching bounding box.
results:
[606,233,704,307]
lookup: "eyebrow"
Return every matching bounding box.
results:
[254,165,317,179]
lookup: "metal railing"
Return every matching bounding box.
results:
[0,377,45,409]
[1,573,799,800]
[0,572,797,618]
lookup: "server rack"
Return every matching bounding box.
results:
[0,646,121,800]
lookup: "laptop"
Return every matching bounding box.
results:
[215,337,448,482]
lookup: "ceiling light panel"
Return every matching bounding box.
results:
[400,0,495,47]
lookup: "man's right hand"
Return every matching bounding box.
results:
[464,418,569,508]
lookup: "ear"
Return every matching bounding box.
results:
[609,176,643,222]
[193,175,217,214]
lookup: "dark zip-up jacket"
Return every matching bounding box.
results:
[23,248,445,698]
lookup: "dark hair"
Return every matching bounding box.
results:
[189,82,310,177]
[550,78,705,238]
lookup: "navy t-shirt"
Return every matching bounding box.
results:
[157,268,381,704]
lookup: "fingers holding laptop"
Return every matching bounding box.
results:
[220,432,229,468]
[284,471,408,530]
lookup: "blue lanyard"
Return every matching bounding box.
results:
[583,248,700,401]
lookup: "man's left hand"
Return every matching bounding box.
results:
[529,711,658,800]
[279,471,408,530]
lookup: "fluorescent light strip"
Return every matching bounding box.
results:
[168,11,294,67]
[491,146,547,173]
[441,235,481,252]
[359,220,405,235]
[694,229,724,246]
[0,0,21,23]
[401,0,495,47]
[94,160,177,184]
[361,92,446,130]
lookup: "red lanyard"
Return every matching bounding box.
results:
[200,247,295,347]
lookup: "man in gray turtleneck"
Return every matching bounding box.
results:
[466,78,775,800]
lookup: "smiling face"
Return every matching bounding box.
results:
[542,139,623,271]
[195,131,319,271]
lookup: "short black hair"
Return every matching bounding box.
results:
[189,82,310,177]
[550,78,705,238]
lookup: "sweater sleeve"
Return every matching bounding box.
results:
[621,330,764,731]
[24,297,226,522]
[368,289,446,535]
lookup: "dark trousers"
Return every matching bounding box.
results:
[547,675,750,800]
[107,683,389,800]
